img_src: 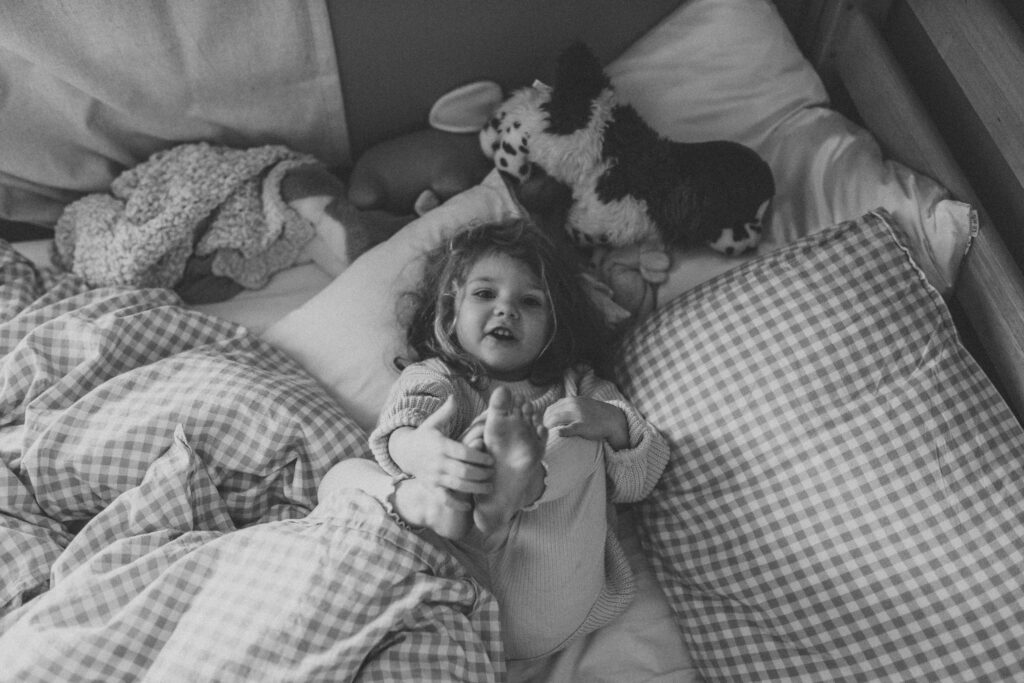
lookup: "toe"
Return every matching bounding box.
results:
[489,385,514,414]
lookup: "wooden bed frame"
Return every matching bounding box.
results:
[774,0,1024,424]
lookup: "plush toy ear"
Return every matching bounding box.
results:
[544,42,611,135]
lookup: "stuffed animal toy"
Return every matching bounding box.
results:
[480,42,775,256]
[347,128,492,216]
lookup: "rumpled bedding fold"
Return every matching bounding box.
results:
[0,241,503,681]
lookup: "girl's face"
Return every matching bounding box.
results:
[454,253,553,381]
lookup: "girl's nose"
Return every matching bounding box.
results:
[495,299,519,318]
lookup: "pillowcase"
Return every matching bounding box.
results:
[613,210,1024,681]
[605,0,975,296]
[262,170,520,432]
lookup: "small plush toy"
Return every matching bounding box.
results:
[278,83,498,276]
[281,164,412,276]
[480,42,775,256]
[347,128,492,216]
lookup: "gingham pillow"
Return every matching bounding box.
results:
[615,210,1024,681]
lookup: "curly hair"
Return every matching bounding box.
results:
[397,218,614,386]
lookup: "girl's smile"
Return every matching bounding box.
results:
[455,253,552,381]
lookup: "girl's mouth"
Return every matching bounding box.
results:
[486,326,516,341]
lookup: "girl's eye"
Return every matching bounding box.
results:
[522,295,545,308]
[472,288,495,300]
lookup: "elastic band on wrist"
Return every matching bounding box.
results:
[382,473,424,532]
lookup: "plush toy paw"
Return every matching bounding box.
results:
[636,244,671,284]
[581,272,632,326]
[706,198,771,256]
[589,241,671,319]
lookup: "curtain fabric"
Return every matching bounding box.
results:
[0,1,348,228]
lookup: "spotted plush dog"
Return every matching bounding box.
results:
[480,42,775,256]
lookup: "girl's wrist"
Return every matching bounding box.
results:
[386,474,425,531]
[388,427,418,473]
[603,406,630,450]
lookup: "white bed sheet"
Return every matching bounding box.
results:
[13,240,332,335]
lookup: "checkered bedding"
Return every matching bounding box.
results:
[0,241,504,681]
[615,212,1024,681]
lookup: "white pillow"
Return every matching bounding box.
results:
[606,0,826,149]
[606,0,974,297]
[262,170,520,432]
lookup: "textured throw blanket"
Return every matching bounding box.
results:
[0,241,504,681]
[52,142,317,292]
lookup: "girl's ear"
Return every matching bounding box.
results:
[441,286,462,329]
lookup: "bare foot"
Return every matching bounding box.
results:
[473,387,547,544]
[393,477,473,540]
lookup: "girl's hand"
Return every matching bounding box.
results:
[393,476,473,540]
[458,409,488,452]
[389,396,495,495]
[543,397,629,450]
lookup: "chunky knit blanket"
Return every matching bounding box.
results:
[52,142,317,290]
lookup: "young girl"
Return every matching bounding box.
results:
[318,219,669,661]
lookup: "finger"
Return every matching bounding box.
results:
[542,398,578,424]
[439,445,494,479]
[444,460,494,482]
[543,409,573,429]
[440,491,474,512]
[437,473,493,495]
[551,423,577,438]
[459,421,485,445]
[421,395,458,430]
[449,442,493,467]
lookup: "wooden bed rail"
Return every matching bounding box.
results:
[827,3,1024,421]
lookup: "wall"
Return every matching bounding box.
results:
[327,0,682,159]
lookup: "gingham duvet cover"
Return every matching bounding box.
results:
[0,241,503,681]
